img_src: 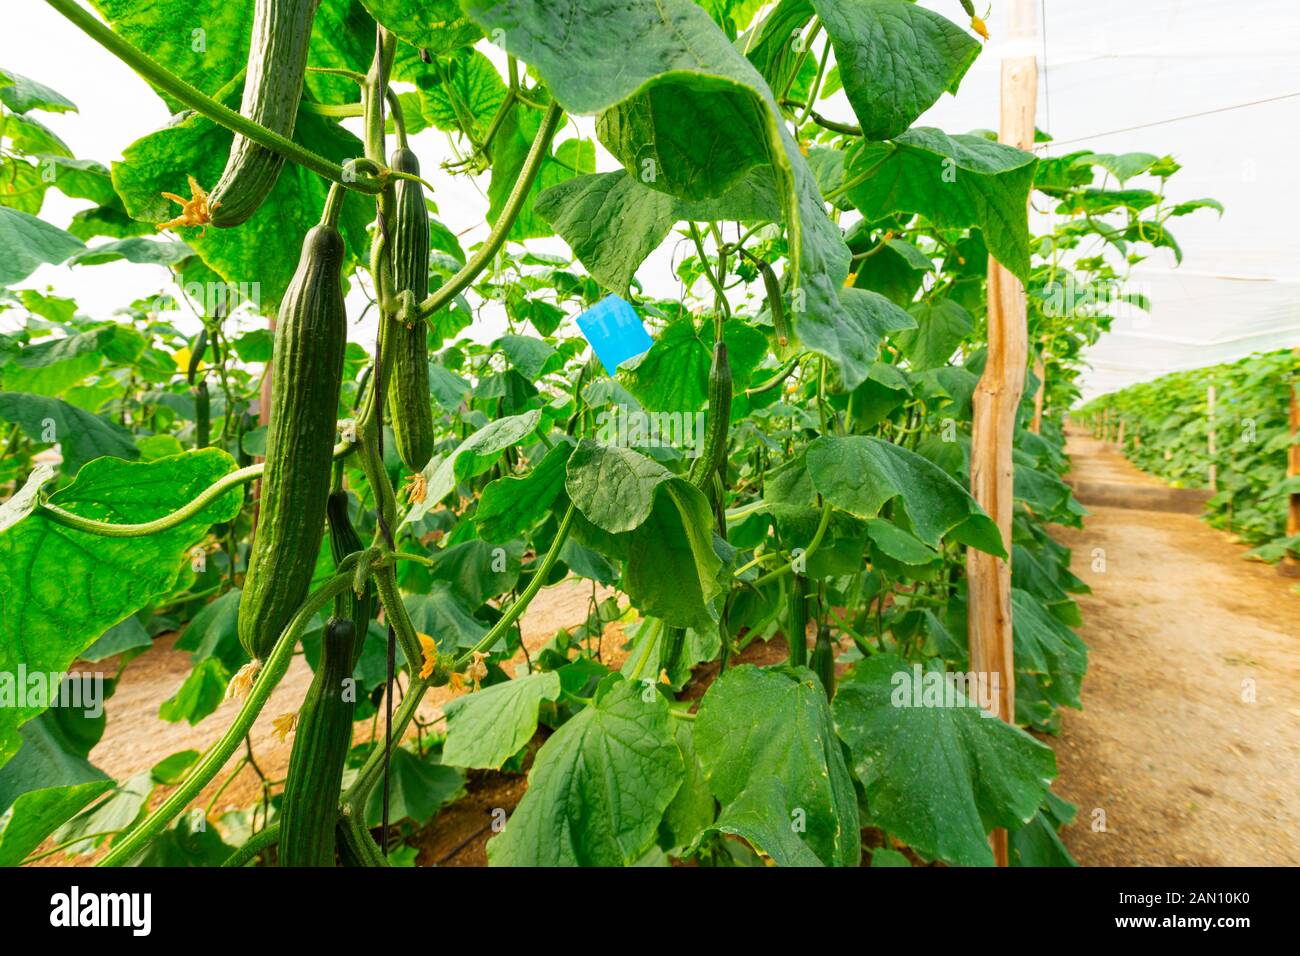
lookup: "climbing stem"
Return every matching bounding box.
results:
[44,0,385,195]
[453,502,576,669]
[40,442,353,538]
[418,101,564,320]
[97,570,356,866]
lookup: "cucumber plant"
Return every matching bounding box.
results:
[0,0,1220,868]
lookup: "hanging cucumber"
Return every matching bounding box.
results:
[238,190,347,660]
[279,617,357,866]
[386,146,434,472]
[688,339,732,493]
[787,573,809,667]
[809,623,835,701]
[327,490,375,666]
[661,625,687,677]
[208,0,322,227]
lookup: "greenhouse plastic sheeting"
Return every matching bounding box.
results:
[914,0,1300,398]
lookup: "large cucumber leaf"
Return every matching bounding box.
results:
[0,449,244,768]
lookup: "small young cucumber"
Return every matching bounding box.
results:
[279,617,357,866]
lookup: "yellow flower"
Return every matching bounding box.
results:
[272,712,298,742]
[971,15,989,41]
[418,633,438,680]
[466,651,489,692]
[158,175,217,236]
[225,660,261,700]
[658,668,671,685]
[844,272,857,287]
[404,473,428,504]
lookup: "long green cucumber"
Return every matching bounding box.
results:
[787,573,809,667]
[688,339,732,492]
[279,617,356,866]
[209,0,322,226]
[238,206,347,659]
[809,623,835,701]
[386,146,434,472]
[326,489,374,666]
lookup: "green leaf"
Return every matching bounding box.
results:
[0,69,77,114]
[487,675,683,865]
[488,105,595,241]
[659,714,715,853]
[112,100,371,311]
[0,463,55,534]
[1010,589,1087,710]
[496,333,559,380]
[151,750,201,786]
[424,538,521,606]
[418,47,505,133]
[806,435,1004,554]
[896,298,973,370]
[442,671,562,769]
[0,450,244,767]
[360,0,482,56]
[565,438,675,533]
[403,585,488,651]
[362,748,465,827]
[52,770,154,855]
[173,588,244,670]
[475,441,572,541]
[535,170,677,293]
[694,664,861,866]
[847,128,1037,280]
[565,440,724,628]
[0,779,113,866]
[81,616,153,663]
[406,408,543,524]
[811,0,979,140]
[461,0,871,388]
[0,206,86,287]
[158,656,230,726]
[69,237,194,268]
[5,113,73,157]
[832,654,1057,866]
[0,392,138,474]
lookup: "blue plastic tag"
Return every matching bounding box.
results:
[575,295,653,375]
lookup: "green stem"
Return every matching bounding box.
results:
[372,563,424,672]
[220,822,280,867]
[43,0,384,195]
[418,102,564,320]
[343,678,427,813]
[97,571,355,866]
[453,502,576,669]
[754,500,833,587]
[40,441,353,538]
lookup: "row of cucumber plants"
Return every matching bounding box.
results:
[0,0,1214,867]
[1079,348,1299,564]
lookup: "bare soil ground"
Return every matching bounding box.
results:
[1051,431,1300,865]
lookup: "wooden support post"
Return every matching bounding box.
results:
[1283,350,1300,576]
[1206,383,1217,493]
[1117,417,1126,449]
[967,0,1037,868]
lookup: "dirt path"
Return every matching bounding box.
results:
[1051,430,1300,866]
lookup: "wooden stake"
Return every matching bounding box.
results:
[967,0,1037,869]
[1206,383,1217,493]
[1030,354,1046,434]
